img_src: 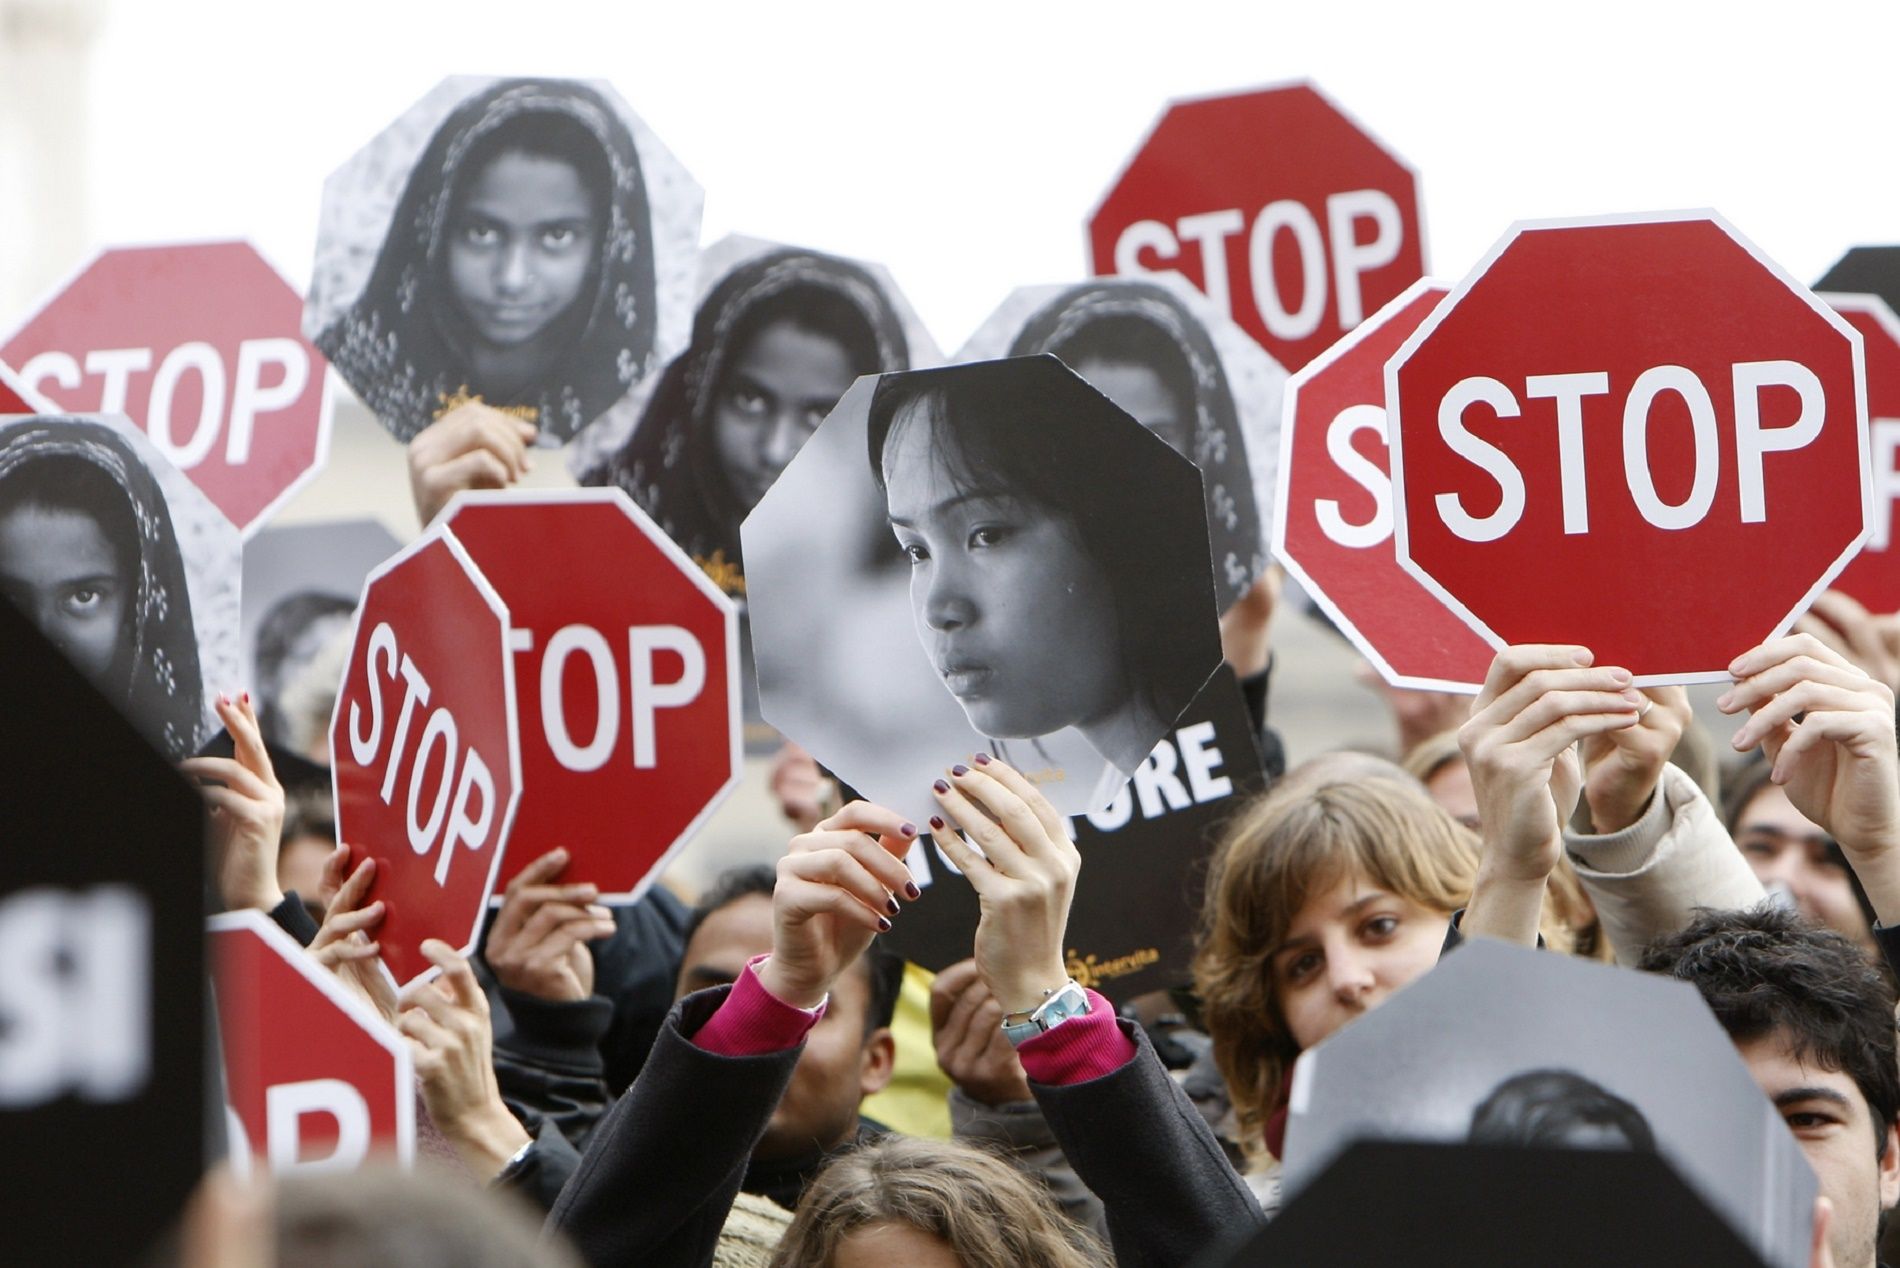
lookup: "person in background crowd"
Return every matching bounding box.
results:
[1724,753,1877,954]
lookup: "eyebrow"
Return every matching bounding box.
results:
[1270,893,1385,958]
[1773,1087,1854,1111]
[888,490,1013,530]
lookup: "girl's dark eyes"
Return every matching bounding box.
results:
[900,541,929,565]
[1362,915,1399,939]
[968,525,1012,549]
[729,387,768,415]
[459,221,501,246]
[1282,951,1321,984]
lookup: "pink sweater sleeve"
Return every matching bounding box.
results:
[690,955,825,1057]
[1016,989,1137,1085]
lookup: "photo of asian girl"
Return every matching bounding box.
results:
[867,356,1219,794]
[0,417,209,759]
[1007,279,1267,605]
[585,245,915,596]
[315,78,667,444]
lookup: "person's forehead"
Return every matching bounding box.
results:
[682,892,774,969]
[1740,783,1824,837]
[462,152,591,214]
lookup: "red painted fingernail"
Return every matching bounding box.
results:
[933,779,950,794]
[886,897,901,916]
[899,822,917,838]
[877,916,893,932]
[904,882,921,900]
[241,691,250,704]
[929,816,945,831]
[951,764,969,777]
[973,752,991,766]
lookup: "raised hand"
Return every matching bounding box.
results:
[399,939,532,1179]
[181,692,287,914]
[927,755,1079,1016]
[1458,647,1644,944]
[406,400,535,527]
[930,958,1033,1107]
[1579,684,1691,833]
[482,847,615,1002]
[1721,633,1900,924]
[308,849,395,1022]
[756,802,918,1010]
[1796,589,1900,695]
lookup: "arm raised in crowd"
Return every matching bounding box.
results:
[406,400,536,527]
[546,802,916,1268]
[181,692,287,917]
[929,756,1259,1268]
[1457,646,1646,947]
[1720,633,1900,930]
[398,940,534,1181]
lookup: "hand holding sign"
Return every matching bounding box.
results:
[762,802,918,1010]
[1719,634,1900,924]
[182,692,287,914]
[482,848,614,1003]
[308,851,395,1023]
[407,402,536,527]
[928,757,1079,1017]
[1457,647,1644,945]
[398,940,530,1179]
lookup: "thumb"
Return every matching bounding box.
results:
[1810,1194,1834,1268]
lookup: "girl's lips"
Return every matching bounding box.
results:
[939,663,994,697]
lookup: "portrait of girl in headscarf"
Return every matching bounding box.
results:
[0,417,206,760]
[317,77,658,444]
[588,246,913,596]
[1008,279,1267,606]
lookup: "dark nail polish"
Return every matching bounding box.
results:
[951,763,969,777]
[887,896,901,915]
[973,752,991,766]
[929,815,945,831]
[899,822,917,838]
[241,691,250,704]
[933,779,950,794]
[877,916,893,932]
[904,882,921,901]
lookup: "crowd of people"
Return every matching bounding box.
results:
[155,377,1900,1264]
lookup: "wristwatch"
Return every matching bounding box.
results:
[1001,979,1091,1047]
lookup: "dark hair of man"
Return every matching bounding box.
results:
[683,863,905,1036]
[1467,1068,1658,1152]
[1638,905,1900,1157]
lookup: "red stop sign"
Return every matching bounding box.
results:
[209,909,414,1174]
[1087,81,1425,373]
[0,242,333,535]
[444,489,739,898]
[1389,213,1868,681]
[1820,295,1900,613]
[330,527,520,985]
[1275,280,1492,689]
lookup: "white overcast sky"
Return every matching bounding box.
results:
[59,0,1900,352]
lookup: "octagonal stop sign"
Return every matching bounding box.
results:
[1,242,333,535]
[331,525,520,986]
[1276,279,1492,690]
[0,361,44,413]
[444,489,739,898]
[1088,81,1426,373]
[1389,213,1868,681]
[210,909,414,1174]
[1818,294,1900,613]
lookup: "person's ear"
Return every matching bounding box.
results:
[858,1027,896,1099]
[1879,1118,1900,1211]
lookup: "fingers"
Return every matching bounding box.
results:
[312,898,385,948]
[216,692,276,785]
[795,812,918,899]
[928,959,981,1031]
[1730,679,1890,752]
[1473,645,1594,711]
[326,855,377,919]
[1729,633,1858,683]
[179,755,275,804]
[491,848,578,943]
[1468,664,1634,735]
[1719,648,1886,717]
[773,868,891,935]
[1486,683,1645,748]
[966,755,1068,843]
[513,898,614,951]
[433,449,515,495]
[411,940,485,1015]
[434,404,534,478]
[311,933,382,966]
[815,801,918,862]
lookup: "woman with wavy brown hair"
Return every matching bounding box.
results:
[768,1135,1104,1268]
[1192,772,1577,1188]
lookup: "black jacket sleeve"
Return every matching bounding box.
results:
[266,891,320,948]
[498,1118,583,1213]
[490,986,616,1150]
[545,986,800,1268]
[1029,1020,1262,1268]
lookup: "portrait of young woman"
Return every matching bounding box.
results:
[0,415,239,760]
[309,76,700,445]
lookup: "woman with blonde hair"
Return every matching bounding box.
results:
[768,1135,1103,1268]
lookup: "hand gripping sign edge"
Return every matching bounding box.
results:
[327,521,522,984]
[0,238,338,538]
[441,485,742,904]
[1271,275,1484,693]
[1383,208,1871,686]
[207,907,416,1172]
